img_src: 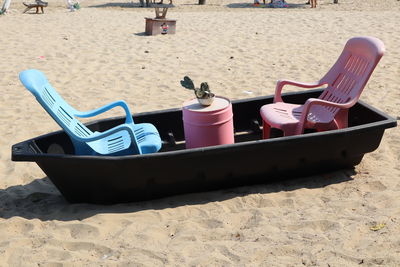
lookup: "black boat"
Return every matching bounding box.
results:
[11,89,397,204]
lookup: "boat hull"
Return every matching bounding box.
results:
[12,89,397,204]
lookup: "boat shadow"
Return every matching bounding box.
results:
[0,169,354,221]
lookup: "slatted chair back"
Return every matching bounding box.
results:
[314,36,385,121]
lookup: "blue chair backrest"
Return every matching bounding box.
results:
[19,69,93,140]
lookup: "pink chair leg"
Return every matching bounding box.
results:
[315,123,336,132]
[262,121,271,139]
[334,109,349,129]
[314,109,349,132]
[285,127,300,136]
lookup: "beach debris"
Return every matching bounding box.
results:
[232,232,243,241]
[161,23,169,34]
[144,50,149,53]
[230,56,234,59]
[370,223,386,231]
[38,56,45,59]
[243,90,253,95]
[181,76,215,106]
[1,0,11,14]
[66,0,80,11]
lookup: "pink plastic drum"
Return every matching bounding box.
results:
[182,96,234,149]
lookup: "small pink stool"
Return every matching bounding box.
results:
[182,96,234,149]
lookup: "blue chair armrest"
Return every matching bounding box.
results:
[74,100,134,124]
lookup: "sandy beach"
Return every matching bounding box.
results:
[1,0,399,265]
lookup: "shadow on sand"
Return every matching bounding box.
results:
[87,1,306,9]
[134,32,148,36]
[88,2,146,8]
[0,169,355,221]
[226,2,307,8]
[88,2,176,9]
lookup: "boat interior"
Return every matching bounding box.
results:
[25,90,391,156]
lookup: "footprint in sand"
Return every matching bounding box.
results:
[61,223,100,239]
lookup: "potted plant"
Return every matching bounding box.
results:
[180,76,215,106]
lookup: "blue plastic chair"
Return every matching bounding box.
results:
[19,69,162,156]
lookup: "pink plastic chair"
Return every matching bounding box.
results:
[260,36,385,138]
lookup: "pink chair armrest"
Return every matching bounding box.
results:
[304,98,356,110]
[274,80,326,103]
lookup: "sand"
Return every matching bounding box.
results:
[0,0,399,265]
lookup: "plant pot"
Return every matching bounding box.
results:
[198,94,215,106]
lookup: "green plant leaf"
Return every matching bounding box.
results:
[180,76,195,90]
[200,82,209,93]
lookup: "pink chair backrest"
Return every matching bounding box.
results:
[315,37,385,119]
